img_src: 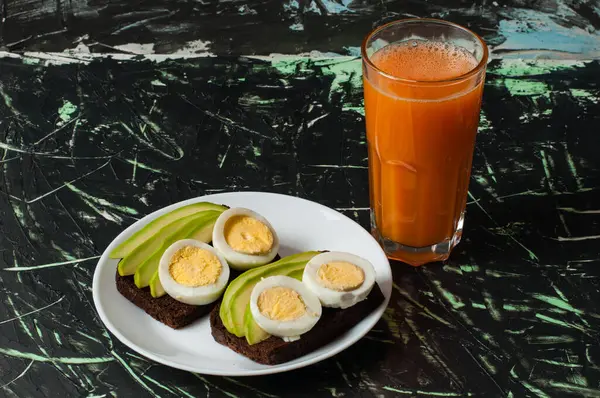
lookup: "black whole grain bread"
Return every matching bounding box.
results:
[210,283,386,365]
[114,254,281,329]
[115,271,214,329]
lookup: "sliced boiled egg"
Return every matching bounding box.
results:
[249,275,322,340]
[158,239,230,305]
[212,207,279,270]
[302,251,376,309]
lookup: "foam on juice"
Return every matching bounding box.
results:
[371,40,478,82]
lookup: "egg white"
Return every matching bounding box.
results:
[302,251,376,309]
[249,275,322,338]
[212,207,280,270]
[158,239,230,305]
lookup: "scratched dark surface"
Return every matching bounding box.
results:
[1,0,600,57]
[0,54,599,397]
[1,0,600,397]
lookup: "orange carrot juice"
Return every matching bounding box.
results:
[362,22,487,265]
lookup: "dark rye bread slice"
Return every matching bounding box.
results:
[115,271,214,329]
[210,283,386,365]
[114,254,281,329]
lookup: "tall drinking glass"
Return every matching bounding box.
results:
[361,19,488,266]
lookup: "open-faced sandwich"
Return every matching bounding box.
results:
[210,250,385,365]
[110,200,385,365]
[111,202,281,329]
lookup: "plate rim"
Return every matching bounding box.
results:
[92,191,392,376]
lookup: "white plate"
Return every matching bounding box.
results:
[92,191,392,376]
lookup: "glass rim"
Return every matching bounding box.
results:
[361,18,489,85]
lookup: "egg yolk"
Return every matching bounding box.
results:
[317,261,365,292]
[168,246,222,287]
[224,215,274,255]
[257,287,306,321]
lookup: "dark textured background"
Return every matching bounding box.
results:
[1,0,599,58]
[0,0,599,397]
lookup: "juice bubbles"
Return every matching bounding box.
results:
[362,20,488,266]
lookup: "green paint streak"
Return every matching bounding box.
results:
[150,79,166,86]
[382,307,401,339]
[442,265,463,275]
[534,358,583,368]
[536,313,588,333]
[51,243,77,261]
[567,373,588,387]
[483,292,502,321]
[268,56,362,103]
[472,302,486,309]
[499,78,549,97]
[0,347,113,364]
[253,146,261,157]
[111,351,158,398]
[33,319,43,339]
[392,283,452,326]
[537,380,599,396]
[526,335,576,344]
[120,157,166,174]
[66,183,138,215]
[491,59,584,77]
[485,164,497,183]
[53,331,62,345]
[485,270,525,278]
[563,148,583,190]
[478,111,491,132]
[479,354,497,374]
[6,295,35,340]
[131,153,138,182]
[0,85,18,114]
[569,88,595,98]
[58,100,78,123]
[539,149,555,192]
[503,303,532,312]
[4,256,100,271]
[532,294,584,315]
[342,105,365,115]
[382,386,471,396]
[240,95,281,105]
[460,264,479,273]
[481,332,496,344]
[143,374,177,395]
[434,282,465,309]
[474,175,488,187]
[75,330,101,344]
[326,387,342,397]
[160,71,179,81]
[22,56,41,65]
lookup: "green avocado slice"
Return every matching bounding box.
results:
[134,211,220,288]
[117,209,220,277]
[148,214,220,298]
[219,251,321,337]
[110,202,228,259]
[244,303,270,345]
[242,260,307,345]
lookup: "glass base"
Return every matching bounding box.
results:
[370,210,464,266]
